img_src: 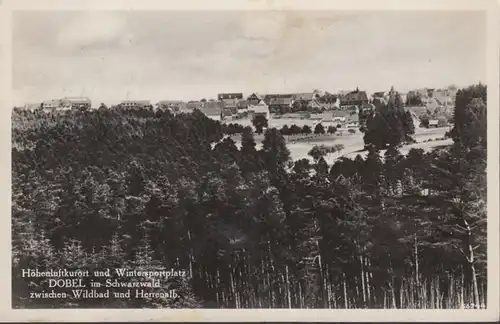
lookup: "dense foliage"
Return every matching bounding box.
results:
[12,84,487,309]
[363,92,415,149]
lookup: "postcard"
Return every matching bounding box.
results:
[0,0,498,322]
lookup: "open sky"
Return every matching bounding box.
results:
[12,10,486,106]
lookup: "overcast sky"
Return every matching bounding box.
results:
[12,10,486,106]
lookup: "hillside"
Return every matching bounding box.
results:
[11,85,487,309]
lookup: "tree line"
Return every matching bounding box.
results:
[11,84,487,309]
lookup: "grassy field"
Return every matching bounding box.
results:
[229,116,451,163]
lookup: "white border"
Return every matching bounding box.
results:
[0,0,498,322]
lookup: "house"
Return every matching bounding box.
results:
[157,100,186,111]
[236,99,248,110]
[248,100,270,123]
[220,98,240,113]
[346,121,359,129]
[247,93,264,106]
[119,100,153,109]
[292,92,315,102]
[41,99,61,111]
[428,119,439,128]
[339,88,369,108]
[433,89,454,107]
[217,93,243,101]
[372,91,386,100]
[186,101,204,110]
[319,93,340,109]
[23,103,41,111]
[332,116,347,123]
[62,97,92,110]
[263,93,294,104]
[308,99,323,111]
[268,97,293,114]
[202,101,225,121]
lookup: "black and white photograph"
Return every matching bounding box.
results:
[4,0,499,321]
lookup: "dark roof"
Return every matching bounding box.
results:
[319,94,338,103]
[63,96,91,104]
[120,100,151,105]
[247,93,264,100]
[218,93,243,100]
[158,100,184,105]
[340,90,368,103]
[203,101,225,111]
[221,98,239,108]
[186,101,203,110]
[292,93,314,101]
[372,92,385,98]
[237,100,248,108]
[264,94,294,100]
[269,97,292,105]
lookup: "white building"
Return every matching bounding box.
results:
[247,100,271,127]
[62,97,92,110]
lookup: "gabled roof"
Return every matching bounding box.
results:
[372,91,386,98]
[340,90,368,103]
[247,93,264,100]
[309,99,322,107]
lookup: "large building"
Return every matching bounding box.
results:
[119,100,153,109]
[61,97,91,110]
[202,101,225,121]
[157,100,187,111]
[41,99,61,111]
[339,88,369,108]
[247,100,270,121]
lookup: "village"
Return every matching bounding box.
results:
[19,86,455,163]
[22,86,456,126]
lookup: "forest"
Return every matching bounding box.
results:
[11,84,487,309]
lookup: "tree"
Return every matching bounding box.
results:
[99,103,108,110]
[261,128,291,179]
[348,129,356,134]
[240,126,260,173]
[420,115,430,128]
[308,145,329,162]
[280,125,290,136]
[302,125,312,134]
[363,94,414,149]
[252,115,269,134]
[450,84,487,149]
[406,92,423,106]
[314,123,325,134]
[290,124,302,135]
[327,126,337,134]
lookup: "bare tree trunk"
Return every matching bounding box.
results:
[391,278,397,309]
[343,272,348,309]
[285,264,292,308]
[364,257,371,306]
[360,255,366,307]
